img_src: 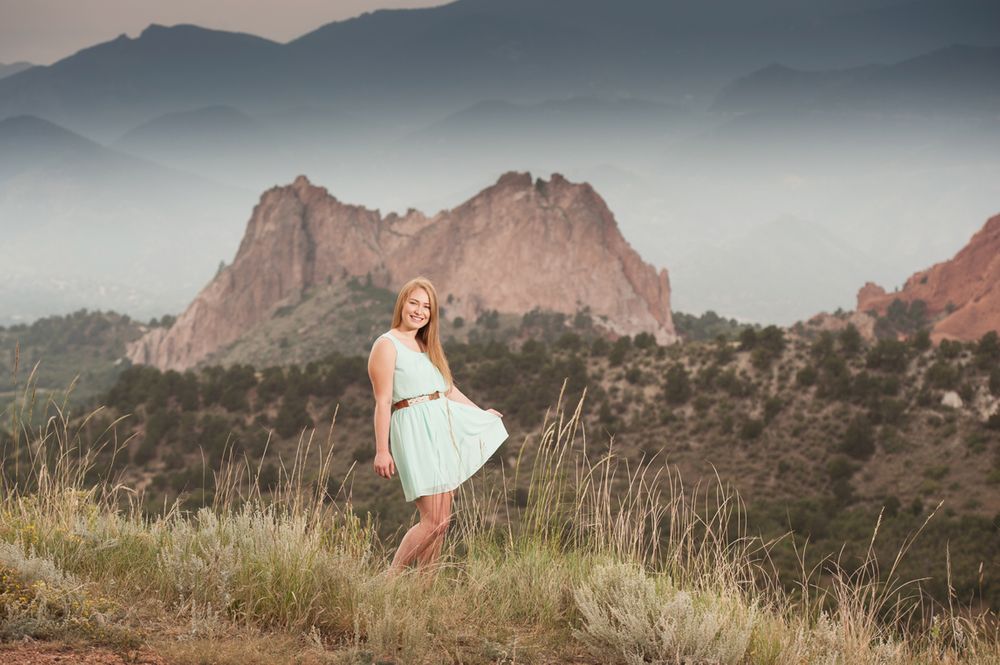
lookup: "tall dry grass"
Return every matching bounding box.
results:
[0,371,997,663]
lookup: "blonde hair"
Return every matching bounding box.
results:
[391,276,453,390]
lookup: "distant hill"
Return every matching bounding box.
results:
[110,104,375,192]
[0,115,254,324]
[715,44,1000,115]
[0,61,33,79]
[0,310,144,407]
[1,0,997,138]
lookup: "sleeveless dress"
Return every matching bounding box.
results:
[375,330,509,502]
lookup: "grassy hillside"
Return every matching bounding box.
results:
[0,310,144,408]
[6,313,999,616]
[0,383,997,663]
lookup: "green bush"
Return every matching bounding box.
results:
[633,332,656,349]
[826,454,857,482]
[740,418,764,440]
[938,339,963,360]
[838,324,862,355]
[763,396,783,423]
[866,339,908,373]
[796,365,818,387]
[911,329,932,351]
[664,363,692,404]
[976,331,1000,369]
[841,415,875,460]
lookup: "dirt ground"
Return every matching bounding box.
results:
[0,642,165,664]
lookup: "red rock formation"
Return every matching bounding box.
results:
[127,172,677,370]
[854,213,1000,343]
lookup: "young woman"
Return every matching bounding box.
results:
[367,276,508,574]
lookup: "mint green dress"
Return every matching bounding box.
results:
[376,330,509,502]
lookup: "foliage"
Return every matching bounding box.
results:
[841,414,876,460]
[663,363,692,405]
[672,310,750,342]
[871,298,928,339]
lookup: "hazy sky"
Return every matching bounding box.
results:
[0,0,452,65]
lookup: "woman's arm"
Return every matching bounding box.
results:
[447,383,504,418]
[446,383,481,409]
[368,338,396,477]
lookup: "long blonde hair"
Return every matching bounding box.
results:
[391,276,453,390]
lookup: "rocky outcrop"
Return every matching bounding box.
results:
[128,172,677,370]
[803,310,877,340]
[855,213,1000,343]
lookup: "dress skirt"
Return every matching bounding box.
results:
[390,397,509,501]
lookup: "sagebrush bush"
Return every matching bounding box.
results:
[0,541,133,646]
[571,562,756,665]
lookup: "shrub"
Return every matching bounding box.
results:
[866,339,908,373]
[750,347,774,371]
[572,563,755,665]
[838,324,862,355]
[763,396,783,424]
[609,337,630,367]
[796,365,818,387]
[664,363,692,404]
[938,339,962,360]
[811,331,835,360]
[556,332,582,351]
[924,361,961,391]
[758,325,786,356]
[976,331,1000,368]
[0,543,130,645]
[826,454,857,482]
[740,419,764,440]
[841,415,875,460]
[633,332,656,349]
[275,383,314,438]
[911,329,932,351]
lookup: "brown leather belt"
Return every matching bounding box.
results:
[392,390,443,412]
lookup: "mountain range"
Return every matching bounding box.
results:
[1,0,997,139]
[0,115,253,325]
[1,0,998,327]
[0,61,32,79]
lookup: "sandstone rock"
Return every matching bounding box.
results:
[941,391,963,409]
[128,172,678,370]
[855,281,888,315]
[853,214,1000,343]
[803,310,877,341]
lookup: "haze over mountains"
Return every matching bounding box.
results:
[0,0,997,326]
[0,62,33,79]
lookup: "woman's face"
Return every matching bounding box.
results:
[401,287,431,331]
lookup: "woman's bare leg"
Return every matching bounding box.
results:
[413,490,453,572]
[388,490,453,574]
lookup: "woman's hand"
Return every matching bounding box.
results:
[486,408,503,418]
[374,450,395,479]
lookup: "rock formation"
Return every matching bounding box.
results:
[855,213,1000,343]
[127,172,677,370]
